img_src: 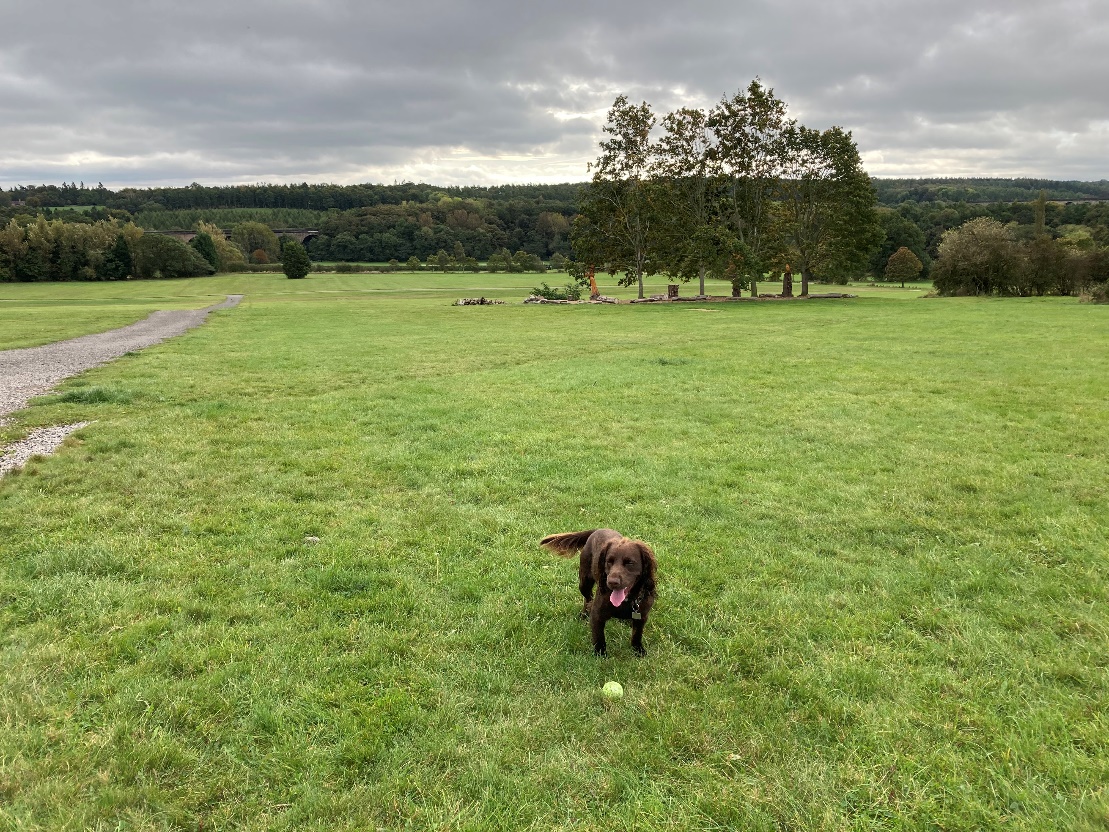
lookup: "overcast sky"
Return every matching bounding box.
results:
[2,0,1107,188]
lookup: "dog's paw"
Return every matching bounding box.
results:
[633,644,647,657]
[593,646,608,658]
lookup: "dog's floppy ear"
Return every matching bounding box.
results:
[637,541,657,594]
[593,537,614,585]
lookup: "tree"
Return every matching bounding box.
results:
[1021,235,1070,296]
[230,221,279,262]
[708,79,792,296]
[572,96,660,299]
[97,233,133,280]
[653,106,730,296]
[281,239,311,280]
[870,208,929,278]
[932,218,1021,295]
[884,246,923,287]
[189,231,220,271]
[196,221,246,271]
[132,234,215,279]
[536,211,571,255]
[776,125,882,293]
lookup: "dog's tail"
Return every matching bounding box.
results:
[540,530,597,557]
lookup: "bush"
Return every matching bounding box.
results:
[531,281,581,301]
[281,240,311,280]
[334,262,360,273]
[1079,283,1109,304]
[132,234,215,279]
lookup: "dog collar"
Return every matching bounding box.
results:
[630,590,643,620]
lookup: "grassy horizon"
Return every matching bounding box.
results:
[1,277,1106,830]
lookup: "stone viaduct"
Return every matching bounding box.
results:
[145,229,320,245]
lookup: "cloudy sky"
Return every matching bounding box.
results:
[2,0,1107,188]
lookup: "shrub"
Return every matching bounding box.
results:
[281,240,311,280]
[932,218,1021,296]
[531,281,581,301]
[251,248,270,264]
[132,234,215,279]
[1079,283,1109,304]
[335,262,360,273]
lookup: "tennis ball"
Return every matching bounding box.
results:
[602,681,624,699]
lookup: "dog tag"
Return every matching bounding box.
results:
[632,611,643,620]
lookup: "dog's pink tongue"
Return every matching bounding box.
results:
[610,587,628,607]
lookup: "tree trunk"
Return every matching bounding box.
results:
[801,268,811,296]
[637,269,644,299]
[698,264,706,297]
[750,276,757,297]
[782,270,793,297]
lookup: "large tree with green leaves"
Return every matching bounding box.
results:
[776,125,882,293]
[653,107,738,296]
[97,233,133,280]
[189,231,220,271]
[708,79,792,296]
[572,95,660,299]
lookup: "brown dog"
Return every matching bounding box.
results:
[541,529,657,656]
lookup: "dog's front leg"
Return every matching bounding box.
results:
[590,607,608,657]
[630,619,647,656]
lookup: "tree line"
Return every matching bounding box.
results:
[0,181,581,218]
[571,81,882,298]
[4,162,1109,292]
[0,217,306,282]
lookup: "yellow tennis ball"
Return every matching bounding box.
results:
[602,681,624,699]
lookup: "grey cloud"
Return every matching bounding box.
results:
[1,0,1106,187]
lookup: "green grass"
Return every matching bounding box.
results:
[1,277,1106,830]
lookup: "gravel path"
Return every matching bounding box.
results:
[0,295,241,474]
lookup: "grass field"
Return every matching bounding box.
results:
[1,273,1106,830]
